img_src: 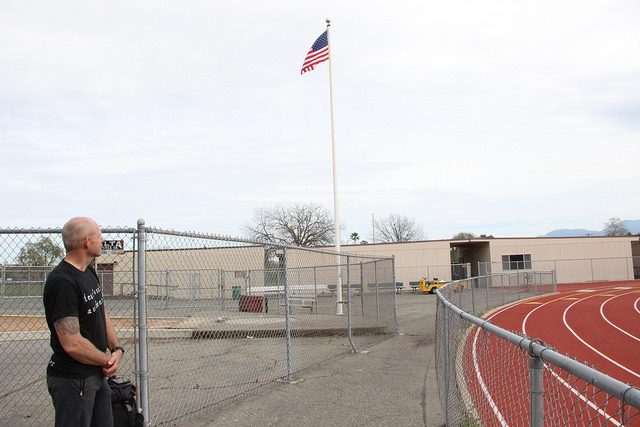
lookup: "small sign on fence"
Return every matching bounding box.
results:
[101,239,124,255]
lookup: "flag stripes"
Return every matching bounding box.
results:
[301,30,329,74]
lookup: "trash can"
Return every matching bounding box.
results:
[232,286,241,300]
[239,295,264,312]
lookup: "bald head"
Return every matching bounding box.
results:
[62,217,100,252]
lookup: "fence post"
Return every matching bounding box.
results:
[476,262,488,313]
[359,261,365,316]
[347,255,357,353]
[471,274,476,315]
[314,266,318,314]
[374,260,380,322]
[220,270,226,310]
[136,219,149,425]
[163,270,170,309]
[529,353,544,426]
[442,298,451,424]
[392,255,399,334]
[283,247,293,381]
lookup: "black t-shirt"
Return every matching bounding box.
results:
[43,260,108,378]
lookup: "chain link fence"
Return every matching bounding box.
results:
[435,273,640,426]
[396,256,639,291]
[0,222,396,426]
[0,226,138,426]
[478,257,639,284]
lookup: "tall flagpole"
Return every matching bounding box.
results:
[326,18,343,315]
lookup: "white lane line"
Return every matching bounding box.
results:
[564,297,640,380]
[472,326,509,427]
[494,294,622,426]
[600,293,640,342]
[546,365,622,427]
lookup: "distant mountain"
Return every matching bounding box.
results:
[542,229,603,237]
[624,220,640,233]
[541,220,640,237]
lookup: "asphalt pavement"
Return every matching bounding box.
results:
[178,292,445,427]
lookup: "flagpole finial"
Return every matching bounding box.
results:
[326,18,331,24]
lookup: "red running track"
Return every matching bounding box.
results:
[465,280,640,426]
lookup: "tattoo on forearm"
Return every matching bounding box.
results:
[54,317,80,335]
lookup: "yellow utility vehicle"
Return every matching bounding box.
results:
[418,278,448,293]
[416,278,468,293]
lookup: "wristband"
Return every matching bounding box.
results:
[111,346,125,354]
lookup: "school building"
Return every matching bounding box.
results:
[333,235,640,289]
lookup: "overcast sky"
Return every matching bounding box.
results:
[1,1,638,241]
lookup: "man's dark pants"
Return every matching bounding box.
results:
[47,373,113,427]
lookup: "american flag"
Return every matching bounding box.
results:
[301,30,329,74]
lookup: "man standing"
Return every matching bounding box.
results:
[43,217,124,426]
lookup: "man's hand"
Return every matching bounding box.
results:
[102,350,123,377]
[104,310,123,377]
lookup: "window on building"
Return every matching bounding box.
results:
[502,254,532,270]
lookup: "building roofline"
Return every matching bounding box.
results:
[336,234,640,248]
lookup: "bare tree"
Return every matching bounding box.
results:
[375,214,424,243]
[244,202,335,246]
[603,217,629,236]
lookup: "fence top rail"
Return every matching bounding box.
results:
[146,226,259,244]
[0,227,136,234]
[1,224,393,262]
[0,228,62,234]
[144,225,394,261]
[436,277,640,410]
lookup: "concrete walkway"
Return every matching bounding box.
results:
[179,293,445,427]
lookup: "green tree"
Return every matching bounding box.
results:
[16,237,64,266]
[452,232,477,239]
[603,217,629,236]
[349,232,360,244]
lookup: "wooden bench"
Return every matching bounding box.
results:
[409,281,420,293]
[278,295,317,313]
